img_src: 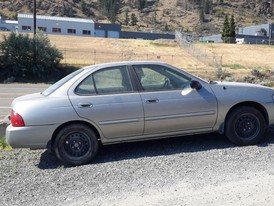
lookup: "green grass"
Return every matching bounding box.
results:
[0,138,11,150]
[222,64,246,70]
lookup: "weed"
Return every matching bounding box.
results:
[214,67,232,80]
[0,138,11,150]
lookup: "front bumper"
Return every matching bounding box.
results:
[6,124,58,149]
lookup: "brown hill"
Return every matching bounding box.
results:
[0,0,274,34]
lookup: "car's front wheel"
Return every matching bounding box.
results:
[54,124,99,166]
[225,106,266,146]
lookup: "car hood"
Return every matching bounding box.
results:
[213,81,270,89]
[209,81,274,103]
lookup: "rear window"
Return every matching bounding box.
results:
[42,69,84,96]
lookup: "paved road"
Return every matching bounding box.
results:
[0,83,50,121]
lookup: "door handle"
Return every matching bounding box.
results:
[145,98,159,103]
[78,103,93,108]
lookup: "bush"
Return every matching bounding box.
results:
[0,32,63,82]
[214,67,231,80]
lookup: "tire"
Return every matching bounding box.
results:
[225,106,266,146]
[54,124,99,166]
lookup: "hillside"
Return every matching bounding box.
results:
[1,0,274,35]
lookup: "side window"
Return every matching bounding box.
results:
[75,75,96,95]
[93,66,133,94]
[134,65,191,91]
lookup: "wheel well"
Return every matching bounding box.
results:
[50,121,101,149]
[225,102,269,126]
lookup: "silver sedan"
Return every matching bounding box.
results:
[6,61,274,165]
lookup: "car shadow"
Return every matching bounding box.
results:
[38,127,274,170]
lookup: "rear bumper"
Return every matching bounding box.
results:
[6,124,58,149]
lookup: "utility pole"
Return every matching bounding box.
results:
[33,0,37,36]
[33,0,37,64]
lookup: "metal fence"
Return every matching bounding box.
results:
[60,49,180,65]
[175,31,222,69]
[59,48,203,70]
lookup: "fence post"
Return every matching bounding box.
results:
[94,49,96,65]
[64,48,66,65]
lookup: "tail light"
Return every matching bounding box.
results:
[11,110,25,127]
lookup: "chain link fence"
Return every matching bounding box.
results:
[175,31,222,69]
[60,49,180,65]
[59,48,201,69]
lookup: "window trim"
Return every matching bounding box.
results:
[67,28,76,34]
[22,25,31,31]
[52,27,61,33]
[38,27,47,32]
[82,30,91,35]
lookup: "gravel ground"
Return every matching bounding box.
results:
[1,128,274,206]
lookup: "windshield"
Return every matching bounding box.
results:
[42,69,84,96]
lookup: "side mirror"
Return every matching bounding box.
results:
[190,80,202,90]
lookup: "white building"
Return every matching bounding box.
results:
[0,16,18,31]
[17,14,95,36]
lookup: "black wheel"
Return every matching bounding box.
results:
[54,124,99,166]
[225,106,266,145]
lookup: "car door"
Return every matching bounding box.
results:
[132,64,218,135]
[68,65,144,139]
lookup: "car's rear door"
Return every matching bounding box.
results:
[132,64,218,135]
[68,66,144,139]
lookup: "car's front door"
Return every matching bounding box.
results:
[68,66,144,139]
[132,64,218,135]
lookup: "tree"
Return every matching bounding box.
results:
[221,15,230,43]
[137,0,147,10]
[199,6,205,22]
[99,0,120,23]
[125,9,129,25]
[229,15,236,43]
[81,0,93,17]
[0,32,63,82]
[222,15,236,43]
[130,13,138,26]
[204,0,211,14]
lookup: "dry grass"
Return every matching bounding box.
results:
[2,31,274,79]
[195,43,274,77]
[46,34,213,78]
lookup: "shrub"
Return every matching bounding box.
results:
[0,32,63,82]
[214,67,231,80]
[241,68,274,87]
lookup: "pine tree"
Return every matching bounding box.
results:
[229,15,236,43]
[99,0,120,22]
[222,15,236,43]
[130,13,138,26]
[138,0,147,10]
[204,0,211,14]
[199,6,205,22]
[125,9,129,25]
[222,15,230,43]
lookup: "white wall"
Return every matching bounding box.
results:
[18,14,95,37]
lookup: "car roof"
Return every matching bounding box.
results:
[82,61,169,71]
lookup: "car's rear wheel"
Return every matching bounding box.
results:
[54,124,99,166]
[225,106,266,146]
